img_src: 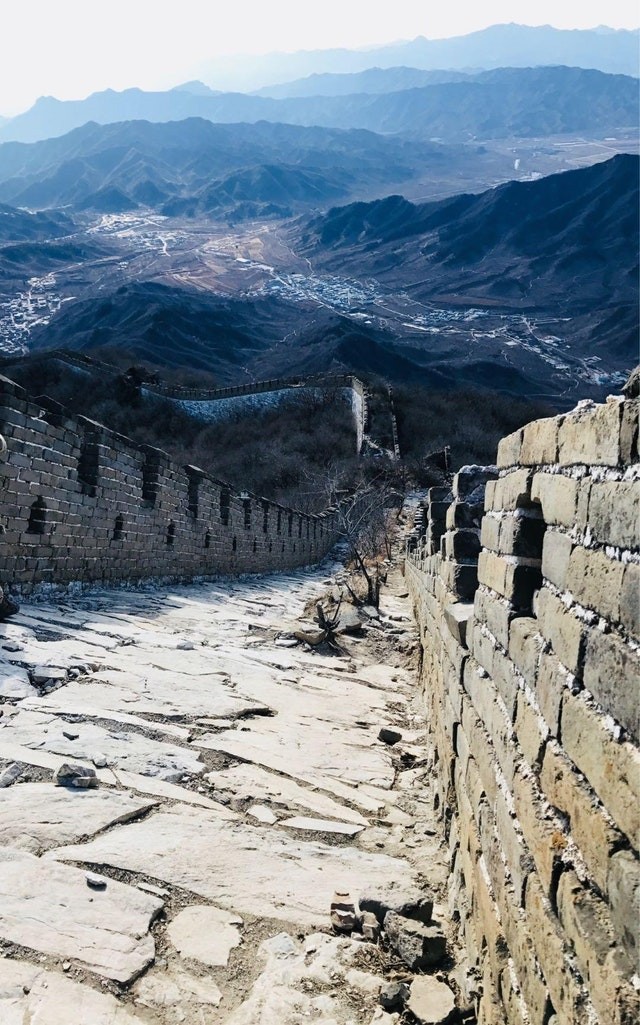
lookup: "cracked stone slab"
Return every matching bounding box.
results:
[0,738,117,783]
[208,763,368,826]
[0,848,162,983]
[282,816,366,836]
[112,768,240,815]
[0,959,144,1024]
[0,782,157,853]
[0,665,36,699]
[133,965,223,1018]
[1,708,204,781]
[168,905,243,966]
[51,805,417,926]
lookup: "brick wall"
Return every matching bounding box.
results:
[405,394,639,1025]
[0,374,343,591]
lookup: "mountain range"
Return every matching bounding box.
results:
[0,65,636,145]
[20,155,638,401]
[0,117,480,218]
[194,24,640,91]
[298,154,639,361]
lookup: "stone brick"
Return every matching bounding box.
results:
[535,651,569,737]
[560,690,640,842]
[541,530,574,590]
[480,514,501,552]
[513,768,565,896]
[515,689,547,770]
[588,481,639,549]
[444,528,482,562]
[566,546,625,623]
[540,742,624,895]
[620,398,639,464]
[607,851,640,962]
[558,400,624,467]
[620,562,640,640]
[531,472,578,528]
[443,601,473,648]
[474,587,519,649]
[492,468,535,512]
[509,616,543,689]
[453,465,498,502]
[520,416,562,466]
[524,872,590,1025]
[492,646,519,719]
[497,428,523,469]
[498,513,547,559]
[557,871,640,1025]
[583,627,640,741]
[440,559,478,601]
[447,499,483,529]
[537,587,585,676]
[499,896,552,1025]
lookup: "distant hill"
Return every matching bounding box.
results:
[254,67,471,98]
[0,65,636,145]
[195,24,640,91]
[299,154,639,365]
[0,117,470,217]
[0,203,74,242]
[28,281,307,373]
[25,279,468,387]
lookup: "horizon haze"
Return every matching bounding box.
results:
[1,3,639,114]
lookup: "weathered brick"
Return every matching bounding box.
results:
[474,587,519,649]
[531,472,578,528]
[480,514,501,552]
[536,587,585,676]
[499,894,552,1025]
[535,651,570,736]
[509,616,543,689]
[520,416,562,466]
[583,627,640,741]
[492,468,535,512]
[497,428,523,469]
[514,689,547,769]
[541,529,574,590]
[620,562,640,640]
[607,851,640,961]
[558,399,624,467]
[513,769,565,896]
[557,871,640,1025]
[620,398,639,464]
[588,481,639,549]
[561,690,640,842]
[540,742,624,894]
[566,546,625,623]
[498,513,546,559]
[444,528,482,562]
[525,872,590,1025]
[454,465,498,502]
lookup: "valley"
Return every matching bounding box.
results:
[0,204,627,402]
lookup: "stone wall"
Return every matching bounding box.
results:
[0,374,344,591]
[405,394,639,1025]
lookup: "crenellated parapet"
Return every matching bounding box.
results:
[405,392,640,1025]
[0,375,342,592]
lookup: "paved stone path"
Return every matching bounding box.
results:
[0,555,447,1023]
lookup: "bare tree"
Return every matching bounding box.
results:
[333,475,403,607]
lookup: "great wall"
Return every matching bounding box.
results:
[406,391,639,1025]
[0,365,637,1025]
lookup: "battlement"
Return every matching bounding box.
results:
[0,374,343,591]
[405,393,639,1025]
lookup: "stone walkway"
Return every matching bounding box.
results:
[0,553,449,1024]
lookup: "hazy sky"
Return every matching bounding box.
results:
[1,1,638,115]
